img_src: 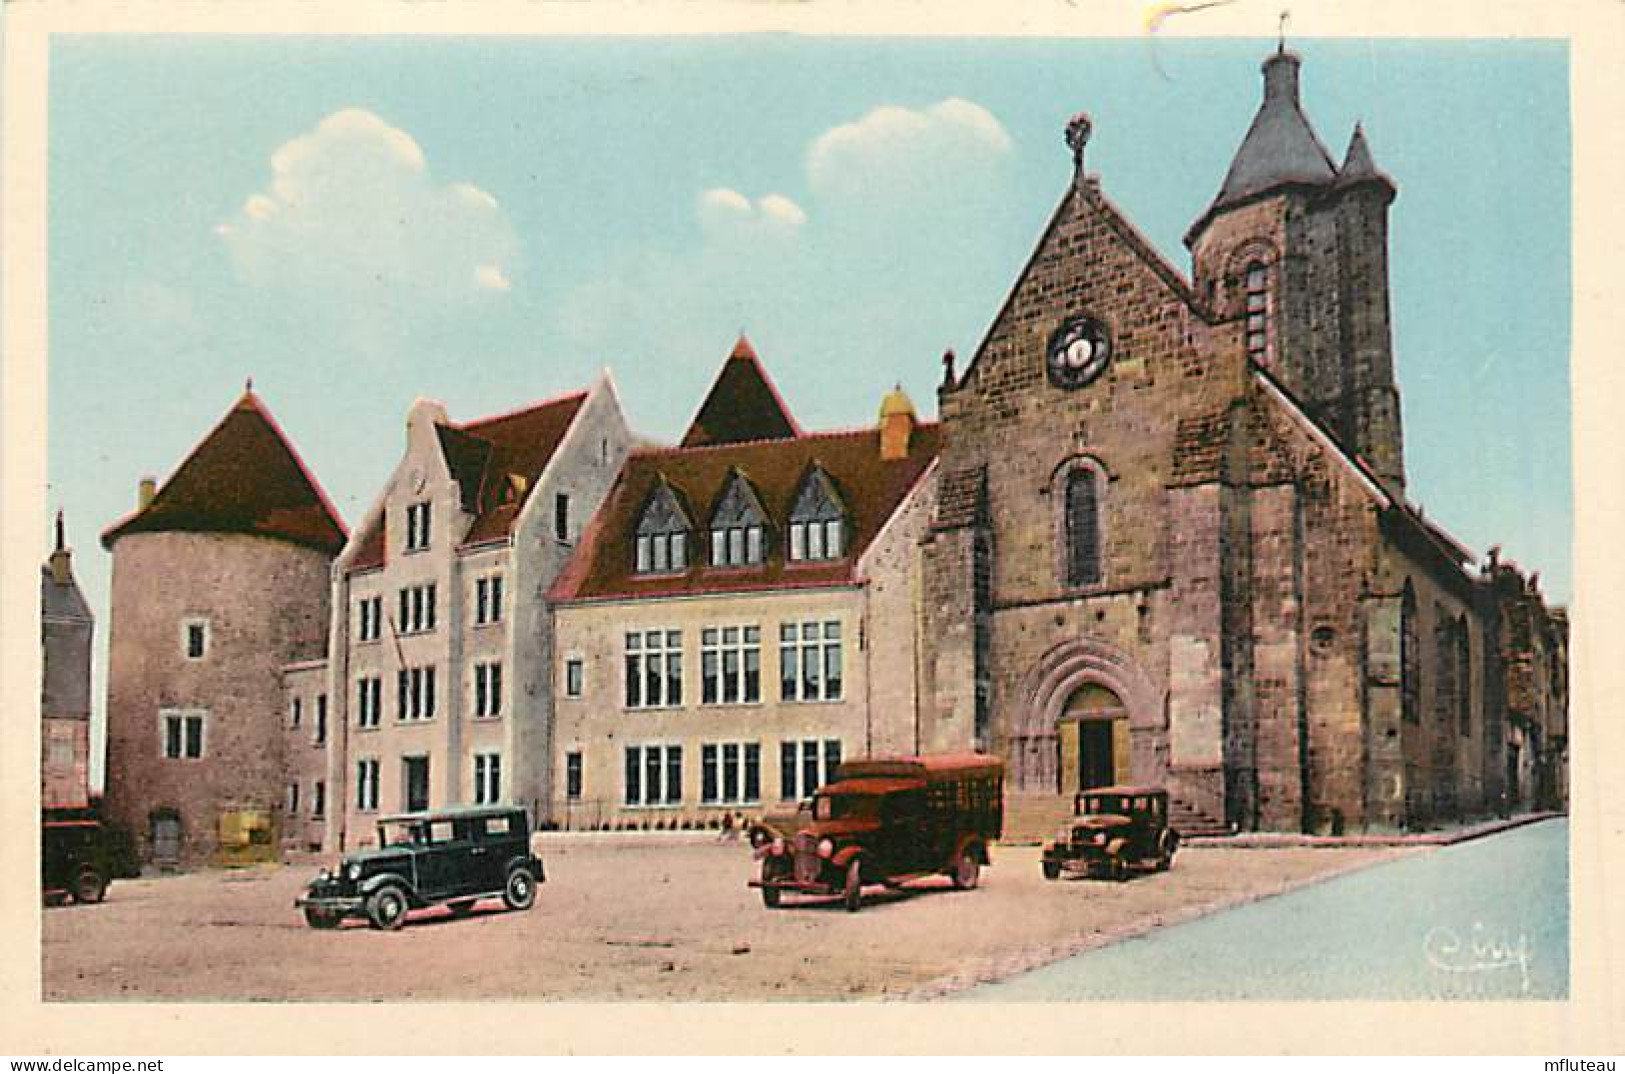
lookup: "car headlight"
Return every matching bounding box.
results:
[1092,832,1106,845]
[817,838,834,859]
[345,863,362,881]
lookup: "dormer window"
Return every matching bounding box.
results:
[1244,261,1269,362]
[709,473,766,568]
[788,468,847,563]
[634,483,690,575]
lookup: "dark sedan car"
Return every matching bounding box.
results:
[297,805,544,930]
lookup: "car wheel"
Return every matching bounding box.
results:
[951,848,981,890]
[366,884,409,931]
[1110,856,1129,883]
[72,867,107,904]
[842,859,863,913]
[503,866,537,911]
[1155,833,1175,872]
[447,899,477,917]
[303,906,341,930]
[1042,860,1061,881]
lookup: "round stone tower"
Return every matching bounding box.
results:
[101,388,345,867]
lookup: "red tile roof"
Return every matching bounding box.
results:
[347,390,587,572]
[679,335,802,448]
[551,422,940,603]
[101,390,346,554]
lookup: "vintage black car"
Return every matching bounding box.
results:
[296,805,544,930]
[750,753,1003,912]
[42,814,114,905]
[1041,785,1178,881]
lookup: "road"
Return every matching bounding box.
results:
[42,836,1400,1002]
[961,817,1568,1001]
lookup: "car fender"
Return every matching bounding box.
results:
[831,846,864,870]
[358,872,415,900]
[1105,837,1129,858]
[504,854,544,882]
[952,834,989,866]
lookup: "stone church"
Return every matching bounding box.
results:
[920,47,1561,835]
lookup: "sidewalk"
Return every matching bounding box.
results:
[1181,810,1563,849]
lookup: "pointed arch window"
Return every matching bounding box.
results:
[709,473,767,568]
[1456,615,1472,737]
[1400,582,1420,725]
[787,467,847,563]
[634,483,690,575]
[1062,463,1103,587]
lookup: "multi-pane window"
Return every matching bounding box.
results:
[182,618,208,660]
[473,752,503,805]
[1065,467,1102,587]
[787,470,847,563]
[473,662,503,718]
[357,595,383,641]
[566,752,583,800]
[161,710,205,760]
[702,626,761,704]
[312,780,326,818]
[475,575,504,625]
[779,621,843,702]
[624,744,682,806]
[625,630,683,708]
[314,694,328,744]
[398,583,437,634]
[780,738,843,800]
[1244,261,1269,361]
[355,758,380,812]
[709,475,766,568]
[634,484,689,574]
[406,501,432,551]
[702,742,762,804]
[356,676,382,728]
[397,665,437,721]
[564,657,584,699]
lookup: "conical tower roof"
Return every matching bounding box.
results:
[102,388,346,553]
[679,335,801,448]
[1187,49,1338,244]
[1336,122,1396,195]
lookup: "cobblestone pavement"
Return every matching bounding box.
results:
[42,839,1407,1002]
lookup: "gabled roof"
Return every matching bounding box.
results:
[552,423,940,603]
[348,390,587,571]
[680,335,801,448]
[1186,49,1339,245]
[102,390,346,554]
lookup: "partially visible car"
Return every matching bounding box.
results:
[42,812,115,905]
[1041,786,1178,881]
[296,805,544,930]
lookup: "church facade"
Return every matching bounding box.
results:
[920,48,1552,835]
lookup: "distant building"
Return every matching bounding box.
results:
[547,339,946,829]
[325,375,631,848]
[1482,554,1569,813]
[101,389,345,866]
[41,512,93,809]
[920,47,1568,834]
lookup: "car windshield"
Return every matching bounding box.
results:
[1085,795,1126,815]
[813,794,880,821]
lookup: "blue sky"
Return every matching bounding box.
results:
[47,36,1571,752]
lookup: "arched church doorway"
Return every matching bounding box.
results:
[1056,682,1130,793]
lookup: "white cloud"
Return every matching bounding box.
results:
[697,187,807,242]
[217,109,518,309]
[806,98,1013,205]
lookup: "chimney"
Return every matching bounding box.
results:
[138,476,157,511]
[878,385,917,462]
[48,510,72,585]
